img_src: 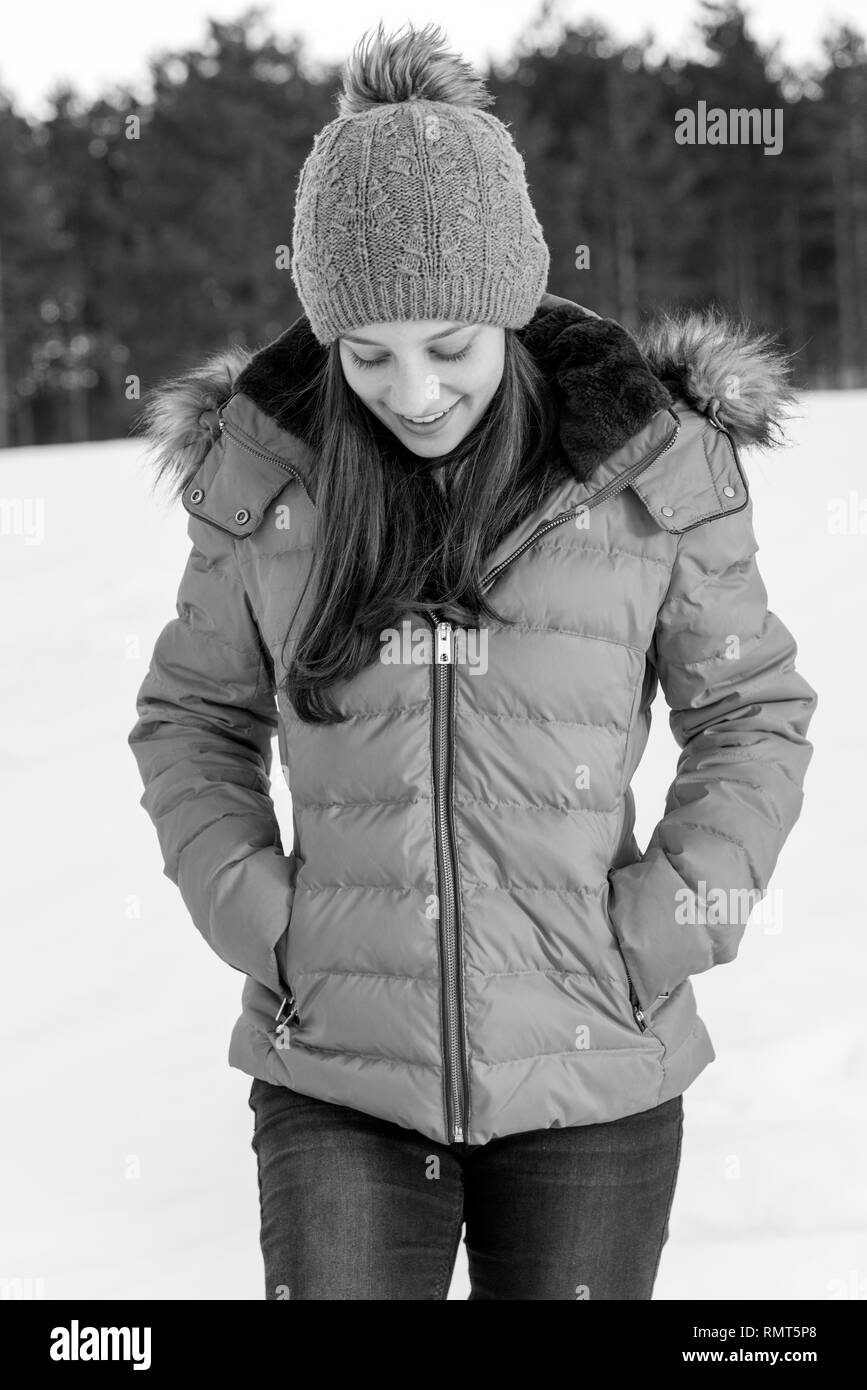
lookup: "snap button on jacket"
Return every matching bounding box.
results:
[129,294,818,1145]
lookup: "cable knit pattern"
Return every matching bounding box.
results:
[291,99,550,343]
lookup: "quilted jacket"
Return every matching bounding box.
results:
[128,292,818,1145]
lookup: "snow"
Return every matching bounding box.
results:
[1,391,863,1301]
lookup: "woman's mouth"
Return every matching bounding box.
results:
[394,399,460,433]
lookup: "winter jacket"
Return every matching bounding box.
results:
[128,291,818,1145]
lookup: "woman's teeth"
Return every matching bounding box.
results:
[394,398,460,430]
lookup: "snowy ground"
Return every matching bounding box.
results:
[1,390,864,1301]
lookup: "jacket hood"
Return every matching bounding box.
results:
[134,292,797,500]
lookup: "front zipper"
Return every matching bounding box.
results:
[427,610,470,1144]
[480,411,681,592]
[271,418,677,1092]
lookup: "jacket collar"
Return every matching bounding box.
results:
[227,291,675,486]
[137,291,796,505]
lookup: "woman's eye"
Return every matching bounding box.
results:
[350,352,387,369]
[349,344,472,370]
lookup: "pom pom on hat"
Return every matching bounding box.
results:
[336,21,495,115]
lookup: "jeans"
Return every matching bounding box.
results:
[248,1077,683,1300]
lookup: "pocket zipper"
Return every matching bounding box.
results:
[607,881,649,1033]
[613,948,648,1033]
[625,973,649,1033]
[624,977,671,1033]
[274,990,300,1049]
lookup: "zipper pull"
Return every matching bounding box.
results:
[453,1123,464,1143]
[624,975,649,1033]
[274,993,299,1049]
[435,621,453,665]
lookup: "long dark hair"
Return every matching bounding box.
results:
[282,330,566,724]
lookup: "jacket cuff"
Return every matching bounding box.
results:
[606,850,727,1013]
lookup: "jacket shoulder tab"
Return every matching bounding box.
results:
[181,439,291,538]
[629,401,750,534]
[181,400,304,539]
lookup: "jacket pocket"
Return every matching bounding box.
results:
[612,931,672,1037]
[273,920,299,1047]
[603,880,653,1036]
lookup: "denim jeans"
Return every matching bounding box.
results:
[248,1077,683,1300]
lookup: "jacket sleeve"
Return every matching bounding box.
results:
[607,493,818,1014]
[128,509,295,997]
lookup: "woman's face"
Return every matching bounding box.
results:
[338,320,505,456]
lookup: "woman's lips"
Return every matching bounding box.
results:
[392,398,461,434]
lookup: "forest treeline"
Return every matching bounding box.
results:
[0,1,865,447]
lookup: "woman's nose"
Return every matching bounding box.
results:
[388,365,444,417]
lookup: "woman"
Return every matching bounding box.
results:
[129,22,818,1300]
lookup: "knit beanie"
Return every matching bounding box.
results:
[290,22,550,345]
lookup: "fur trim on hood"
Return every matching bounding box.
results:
[636,308,796,452]
[133,294,797,501]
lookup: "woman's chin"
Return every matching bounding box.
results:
[402,438,453,458]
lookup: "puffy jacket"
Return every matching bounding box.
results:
[128,292,818,1145]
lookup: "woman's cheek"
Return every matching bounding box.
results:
[441,364,494,400]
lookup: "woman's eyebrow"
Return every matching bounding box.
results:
[343,324,471,346]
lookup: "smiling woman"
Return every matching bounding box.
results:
[128,18,817,1303]
[337,319,505,448]
[282,304,560,720]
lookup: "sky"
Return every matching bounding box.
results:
[2,0,865,119]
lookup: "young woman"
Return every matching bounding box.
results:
[129,23,818,1300]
